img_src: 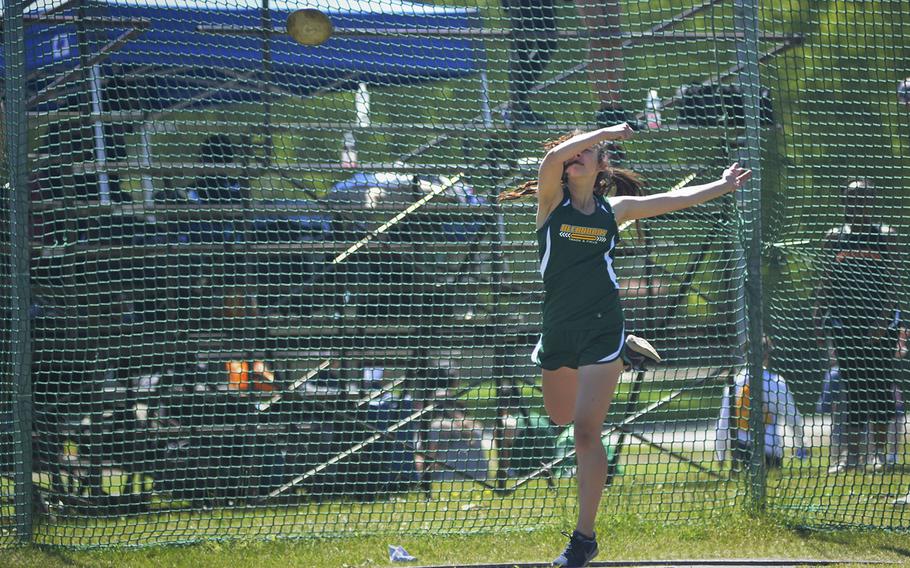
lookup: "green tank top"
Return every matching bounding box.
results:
[536,189,623,330]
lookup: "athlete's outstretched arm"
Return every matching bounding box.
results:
[610,163,752,226]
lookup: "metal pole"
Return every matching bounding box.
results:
[479,70,493,128]
[733,0,766,513]
[140,122,155,207]
[2,0,35,542]
[260,0,274,164]
[88,64,111,205]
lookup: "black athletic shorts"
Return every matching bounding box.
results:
[531,324,624,370]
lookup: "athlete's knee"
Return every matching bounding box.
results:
[573,422,602,452]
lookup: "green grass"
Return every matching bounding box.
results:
[3,440,910,566]
[3,445,909,548]
[2,512,910,568]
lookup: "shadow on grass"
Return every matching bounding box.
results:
[790,528,910,559]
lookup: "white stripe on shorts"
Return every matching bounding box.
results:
[596,326,626,363]
[531,336,543,365]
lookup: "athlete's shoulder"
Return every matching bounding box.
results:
[537,189,571,231]
[549,187,571,212]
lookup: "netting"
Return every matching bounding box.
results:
[0,62,14,547]
[2,0,27,545]
[761,0,910,530]
[0,0,907,548]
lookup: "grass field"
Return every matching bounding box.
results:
[2,510,910,568]
[3,443,910,555]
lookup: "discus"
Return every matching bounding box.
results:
[287,9,333,46]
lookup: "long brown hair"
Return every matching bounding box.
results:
[496,131,645,202]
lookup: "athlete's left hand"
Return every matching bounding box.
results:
[720,163,753,192]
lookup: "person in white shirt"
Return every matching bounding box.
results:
[715,336,808,470]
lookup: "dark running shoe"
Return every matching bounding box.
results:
[553,530,598,567]
[623,334,661,372]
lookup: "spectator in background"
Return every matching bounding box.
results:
[575,0,636,128]
[424,402,489,482]
[498,386,558,478]
[817,349,905,471]
[813,179,901,474]
[715,336,808,471]
[898,77,910,106]
[412,365,467,484]
[503,0,636,129]
[503,0,557,125]
[816,349,848,468]
[194,134,250,202]
[891,329,910,506]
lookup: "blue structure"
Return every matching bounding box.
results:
[2,0,486,204]
[3,0,484,109]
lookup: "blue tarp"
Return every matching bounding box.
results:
[3,0,483,108]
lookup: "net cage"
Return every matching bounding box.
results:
[0,0,908,547]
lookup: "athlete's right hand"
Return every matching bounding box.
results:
[719,162,752,193]
[602,122,634,141]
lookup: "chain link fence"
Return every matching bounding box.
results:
[0,0,908,547]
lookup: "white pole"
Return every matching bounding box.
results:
[355,82,370,128]
[343,82,370,169]
[480,70,492,128]
[140,123,154,207]
[341,130,357,169]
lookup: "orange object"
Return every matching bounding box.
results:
[733,383,772,431]
[227,360,250,391]
[227,360,276,392]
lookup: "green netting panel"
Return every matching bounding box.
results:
[0,0,907,549]
[3,0,29,546]
[761,0,910,530]
[0,85,13,547]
